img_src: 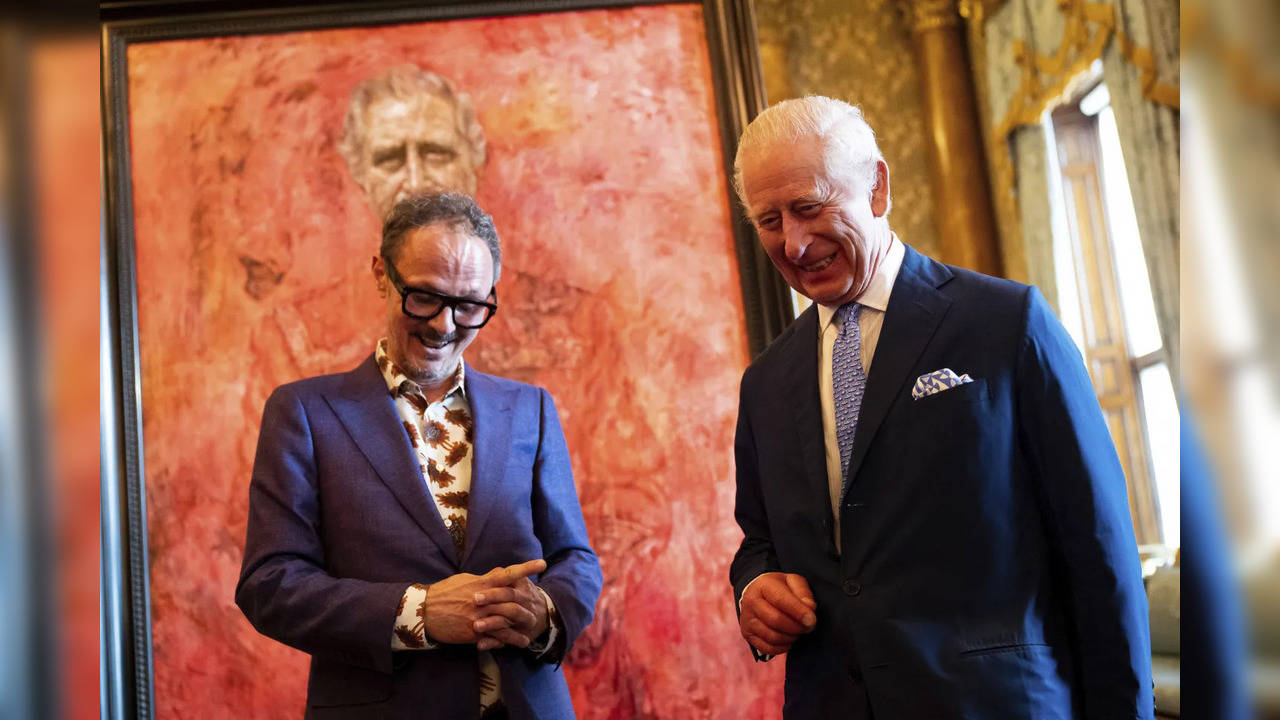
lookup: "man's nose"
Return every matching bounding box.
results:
[428,304,456,336]
[405,150,448,195]
[405,151,425,192]
[782,216,810,262]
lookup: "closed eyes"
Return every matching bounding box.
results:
[755,202,822,230]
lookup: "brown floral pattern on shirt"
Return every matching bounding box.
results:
[376,339,473,558]
[392,582,429,650]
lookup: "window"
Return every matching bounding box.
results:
[1044,77,1180,551]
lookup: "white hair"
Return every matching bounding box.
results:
[732,96,887,211]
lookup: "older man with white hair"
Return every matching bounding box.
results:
[729,96,1153,719]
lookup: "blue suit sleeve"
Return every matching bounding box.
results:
[729,373,781,660]
[234,386,409,674]
[529,388,603,662]
[1015,286,1154,718]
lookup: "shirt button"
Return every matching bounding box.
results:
[842,579,862,597]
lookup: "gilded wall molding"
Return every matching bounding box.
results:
[904,0,960,34]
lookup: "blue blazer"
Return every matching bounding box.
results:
[236,356,602,719]
[731,246,1153,719]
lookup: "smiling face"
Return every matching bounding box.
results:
[372,221,494,394]
[740,134,892,307]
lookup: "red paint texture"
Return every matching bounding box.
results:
[127,5,782,718]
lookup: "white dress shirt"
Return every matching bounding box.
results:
[816,235,904,551]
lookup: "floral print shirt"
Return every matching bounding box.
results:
[377,340,557,713]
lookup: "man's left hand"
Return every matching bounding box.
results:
[472,576,549,651]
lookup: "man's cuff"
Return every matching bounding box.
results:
[737,575,773,662]
[738,574,767,613]
[391,583,439,650]
[526,587,560,657]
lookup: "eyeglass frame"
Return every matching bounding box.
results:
[381,255,498,329]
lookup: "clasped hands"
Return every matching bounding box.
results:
[738,572,817,656]
[425,558,550,652]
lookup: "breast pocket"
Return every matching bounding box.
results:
[897,378,994,478]
[911,377,988,406]
[906,378,990,433]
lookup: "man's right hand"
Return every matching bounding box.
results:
[424,559,547,645]
[738,572,817,656]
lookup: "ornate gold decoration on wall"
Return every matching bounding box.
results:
[991,0,1178,142]
[904,0,961,34]
[1113,28,1179,109]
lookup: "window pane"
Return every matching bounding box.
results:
[1042,114,1087,355]
[1138,362,1180,547]
[1097,105,1164,357]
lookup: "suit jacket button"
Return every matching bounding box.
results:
[842,579,861,596]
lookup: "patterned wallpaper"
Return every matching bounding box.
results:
[752,0,941,260]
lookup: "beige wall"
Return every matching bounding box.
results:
[752,0,942,260]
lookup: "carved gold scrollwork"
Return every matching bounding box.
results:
[991,0,1178,141]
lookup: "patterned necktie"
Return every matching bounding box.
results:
[832,302,865,485]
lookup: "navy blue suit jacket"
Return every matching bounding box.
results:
[731,246,1153,719]
[236,356,602,719]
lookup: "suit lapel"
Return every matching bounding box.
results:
[842,246,953,501]
[459,366,515,567]
[781,307,836,526]
[324,355,461,565]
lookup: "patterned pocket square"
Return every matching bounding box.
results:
[912,368,973,400]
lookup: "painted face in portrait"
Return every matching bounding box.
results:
[373,222,495,393]
[360,92,479,221]
[742,134,892,308]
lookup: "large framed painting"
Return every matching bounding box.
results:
[102,1,793,718]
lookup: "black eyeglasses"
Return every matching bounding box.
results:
[382,257,497,329]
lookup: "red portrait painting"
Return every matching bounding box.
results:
[124,3,782,718]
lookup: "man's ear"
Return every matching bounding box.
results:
[870,159,891,218]
[371,255,387,297]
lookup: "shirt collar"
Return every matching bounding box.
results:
[817,234,905,332]
[375,338,467,402]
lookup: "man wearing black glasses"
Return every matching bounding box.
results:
[236,193,602,719]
